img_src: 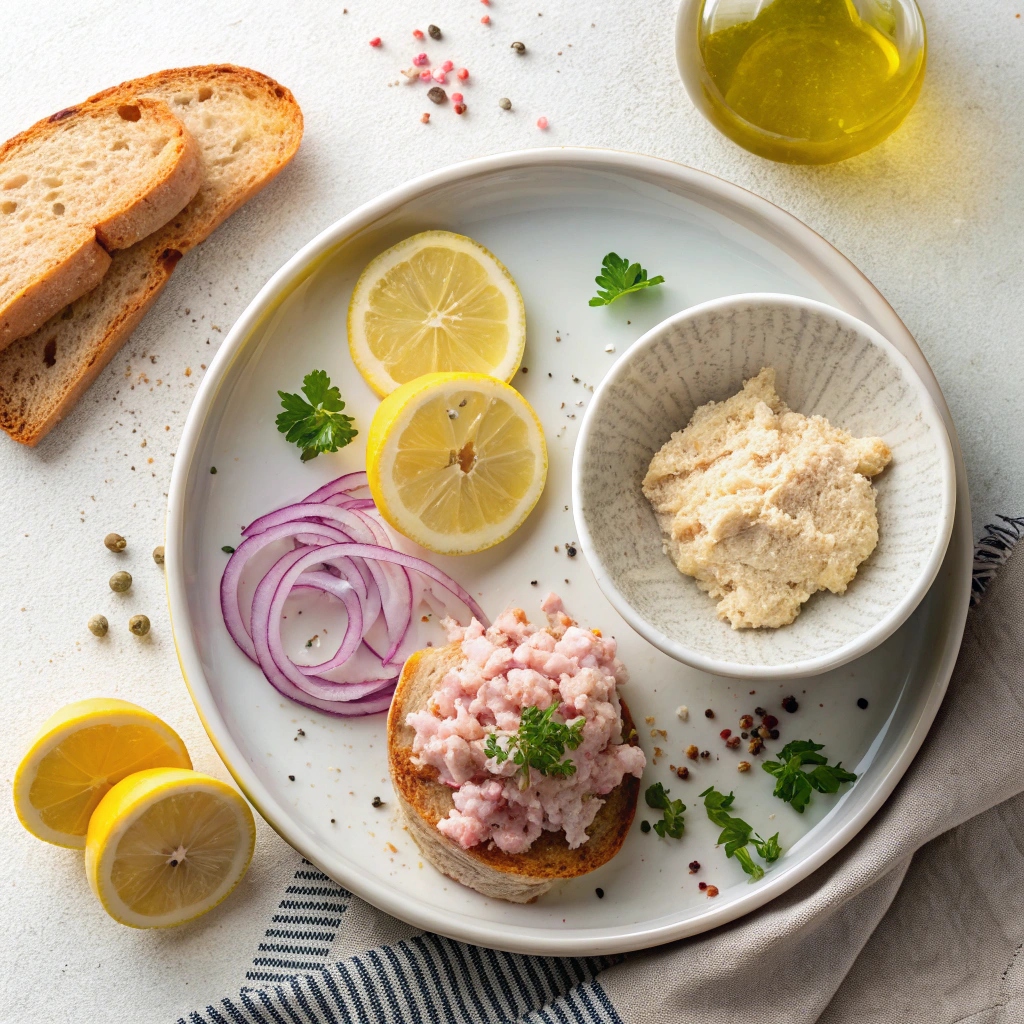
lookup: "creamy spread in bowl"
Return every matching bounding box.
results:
[406,594,646,854]
[643,368,892,629]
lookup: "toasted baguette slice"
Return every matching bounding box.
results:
[388,644,641,904]
[0,65,303,446]
[0,94,201,349]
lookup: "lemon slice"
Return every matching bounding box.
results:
[348,230,526,396]
[85,767,255,928]
[13,698,192,848]
[366,371,547,554]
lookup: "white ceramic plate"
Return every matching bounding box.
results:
[166,149,971,956]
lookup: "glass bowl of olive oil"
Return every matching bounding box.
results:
[677,0,926,163]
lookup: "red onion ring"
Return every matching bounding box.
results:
[219,474,487,716]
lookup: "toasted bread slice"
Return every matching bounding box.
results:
[0,65,302,446]
[388,644,641,903]
[0,93,201,350]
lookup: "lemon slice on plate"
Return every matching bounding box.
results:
[85,767,256,928]
[366,371,547,555]
[13,698,192,848]
[348,230,526,396]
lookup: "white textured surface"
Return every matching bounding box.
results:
[0,0,1020,1021]
[575,296,954,674]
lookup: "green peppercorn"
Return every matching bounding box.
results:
[129,614,150,637]
[109,571,132,593]
[88,614,108,637]
[104,533,126,552]
[153,545,165,566]
[498,97,512,110]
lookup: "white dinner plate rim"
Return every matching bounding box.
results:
[165,147,972,955]
[572,291,957,680]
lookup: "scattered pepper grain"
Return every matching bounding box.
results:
[372,796,384,808]
[104,533,126,552]
[428,23,442,39]
[109,571,132,593]
[88,614,108,637]
[688,860,700,873]
[427,86,447,104]
[737,760,751,772]
[857,697,869,709]
[511,40,526,53]
[706,885,719,898]
[595,887,605,899]
[782,695,799,713]
[153,545,165,565]
[686,744,699,761]
[704,708,715,719]
[498,97,512,110]
[640,820,651,833]
[129,614,150,637]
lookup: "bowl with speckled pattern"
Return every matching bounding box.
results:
[572,293,956,679]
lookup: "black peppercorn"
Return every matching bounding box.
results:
[755,706,767,717]
[782,695,799,713]
[372,796,384,808]
[427,24,442,39]
[427,86,447,104]
[704,708,714,719]
[595,887,605,898]
[640,820,651,833]
[857,697,869,709]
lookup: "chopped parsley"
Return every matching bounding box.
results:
[589,252,665,306]
[276,369,357,462]
[762,740,858,813]
[484,703,585,790]
[700,786,781,882]
[644,782,685,839]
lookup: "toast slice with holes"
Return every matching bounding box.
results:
[0,95,201,349]
[387,644,642,904]
[0,65,303,446]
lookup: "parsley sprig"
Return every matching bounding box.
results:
[645,782,686,839]
[485,704,585,790]
[276,369,357,462]
[589,252,665,306]
[762,740,858,814]
[700,787,781,881]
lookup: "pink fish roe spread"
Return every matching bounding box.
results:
[406,595,646,855]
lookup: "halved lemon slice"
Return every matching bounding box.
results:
[85,767,256,928]
[366,372,547,554]
[348,230,526,396]
[13,698,192,848]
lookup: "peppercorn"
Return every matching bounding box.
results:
[755,706,767,717]
[372,796,384,808]
[498,97,512,110]
[109,570,132,592]
[782,695,799,713]
[739,714,754,730]
[704,708,715,719]
[530,580,538,585]
[698,881,707,890]
[566,545,577,557]
[719,729,731,740]
[152,545,165,565]
[763,714,779,729]
[427,23,442,39]
[675,765,689,779]
[741,732,749,739]
[686,744,699,761]
[640,820,651,833]
[726,736,741,749]
[595,887,605,899]
[706,885,719,898]
[688,860,700,874]
[769,729,780,740]
[288,775,295,781]
[737,760,751,772]
[129,614,150,636]
[757,724,771,739]
[700,749,711,760]
[104,533,126,552]
[427,86,447,104]
[510,40,526,53]
[210,466,217,474]
[88,614,108,637]
[748,737,764,755]
[857,697,869,709]
[221,545,235,554]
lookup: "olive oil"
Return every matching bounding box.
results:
[697,0,925,163]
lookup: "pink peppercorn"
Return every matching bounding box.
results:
[481,15,490,24]
[698,881,707,891]
[536,116,549,129]
[454,103,466,114]
[420,112,430,123]
[441,59,454,72]
[432,68,448,83]
[480,0,490,5]
[413,29,424,39]
[369,37,381,47]
[413,52,429,66]
[457,68,469,80]
[451,92,464,103]
[720,729,732,740]
[419,69,432,81]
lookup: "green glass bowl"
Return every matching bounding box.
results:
[676,0,927,164]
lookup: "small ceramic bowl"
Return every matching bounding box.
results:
[573,294,955,679]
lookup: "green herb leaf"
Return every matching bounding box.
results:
[699,786,781,881]
[485,704,585,789]
[589,252,665,306]
[644,782,686,839]
[762,740,857,813]
[276,369,358,462]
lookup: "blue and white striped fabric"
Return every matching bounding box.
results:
[179,862,622,1024]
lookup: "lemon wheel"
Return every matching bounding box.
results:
[85,767,256,928]
[366,372,547,555]
[348,230,526,396]
[13,698,192,848]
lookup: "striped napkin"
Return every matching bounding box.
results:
[179,517,1024,1024]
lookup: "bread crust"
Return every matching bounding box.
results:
[0,94,201,350]
[0,64,303,445]
[387,644,641,902]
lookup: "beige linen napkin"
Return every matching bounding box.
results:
[603,540,1024,1023]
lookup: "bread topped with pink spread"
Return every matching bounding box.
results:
[387,594,645,903]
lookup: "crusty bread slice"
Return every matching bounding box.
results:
[0,65,302,446]
[0,93,201,350]
[388,644,641,904]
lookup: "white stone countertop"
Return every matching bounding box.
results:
[1,0,1021,1020]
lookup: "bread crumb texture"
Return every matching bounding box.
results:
[643,368,892,629]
